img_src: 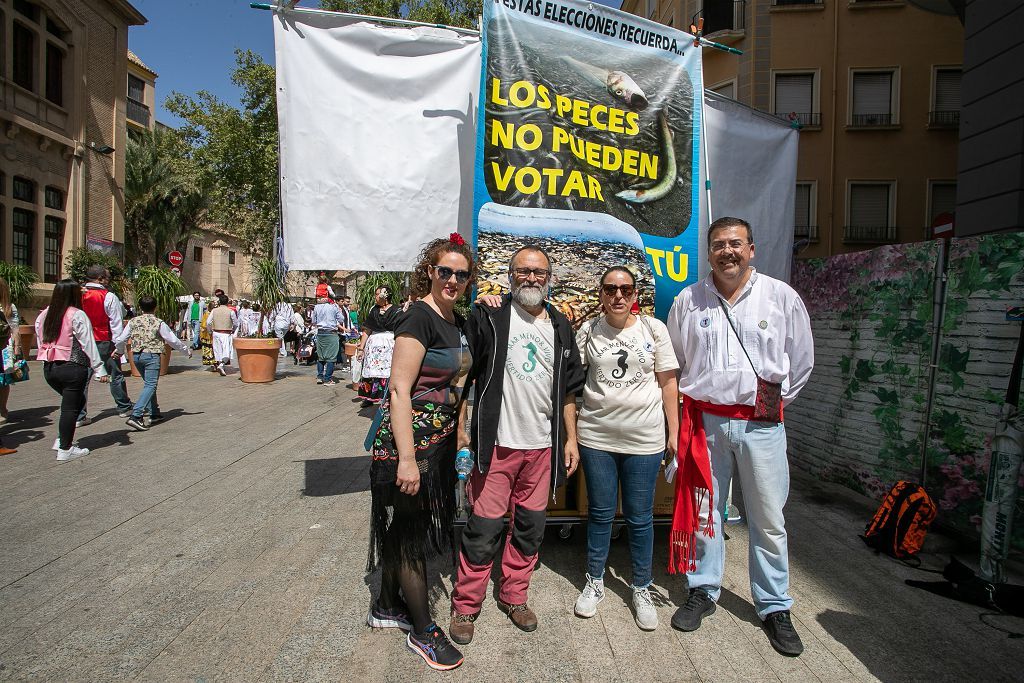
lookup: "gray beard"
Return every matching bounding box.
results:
[512,283,548,309]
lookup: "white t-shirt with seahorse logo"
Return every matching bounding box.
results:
[496,301,555,450]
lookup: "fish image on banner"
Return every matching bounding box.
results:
[473,0,703,321]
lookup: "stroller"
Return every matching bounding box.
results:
[296,329,317,366]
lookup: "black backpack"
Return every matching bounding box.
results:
[0,311,11,352]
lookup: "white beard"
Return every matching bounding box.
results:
[512,283,548,308]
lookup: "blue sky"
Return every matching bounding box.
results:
[128,0,623,129]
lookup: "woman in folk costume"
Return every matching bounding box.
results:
[357,285,403,405]
[112,295,192,431]
[199,301,216,370]
[35,279,110,462]
[365,234,474,671]
[572,266,679,631]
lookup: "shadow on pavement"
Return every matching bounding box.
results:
[302,456,371,496]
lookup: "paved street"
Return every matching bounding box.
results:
[1,355,1021,682]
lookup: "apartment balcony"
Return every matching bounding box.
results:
[127,97,151,128]
[775,112,822,129]
[692,1,745,42]
[849,113,896,128]
[772,0,822,5]
[843,225,897,243]
[928,110,960,129]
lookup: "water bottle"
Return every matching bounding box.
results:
[455,447,474,481]
[455,447,474,515]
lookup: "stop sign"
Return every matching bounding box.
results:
[167,251,184,267]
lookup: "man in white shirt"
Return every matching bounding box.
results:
[666,217,814,656]
[449,246,585,644]
[77,266,133,426]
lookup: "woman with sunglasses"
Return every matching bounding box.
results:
[573,266,679,630]
[365,234,474,671]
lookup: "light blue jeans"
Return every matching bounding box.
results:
[191,319,202,349]
[687,413,792,619]
[131,352,161,419]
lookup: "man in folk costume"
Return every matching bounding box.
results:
[77,265,133,426]
[204,295,238,376]
[665,217,814,656]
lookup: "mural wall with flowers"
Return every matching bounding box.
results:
[787,232,1024,548]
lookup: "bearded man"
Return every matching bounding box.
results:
[448,245,585,644]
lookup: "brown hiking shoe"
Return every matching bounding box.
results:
[497,599,538,632]
[449,611,478,645]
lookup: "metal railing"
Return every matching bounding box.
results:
[127,97,150,127]
[692,1,745,36]
[794,225,818,241]
[772,0,822,5]
[850,113,893,127]
[843,225,897,243]
[929,110,960,127]
[775,112,821,127]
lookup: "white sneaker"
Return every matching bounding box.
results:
[574,574,605,618]
[52,438,79,451]
[632,586,659,631]
[56,446,90,462]
[75,416,91,428]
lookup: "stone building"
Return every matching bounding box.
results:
[126,48,155,135]
[1,0,145,303]
[619,0,964,257]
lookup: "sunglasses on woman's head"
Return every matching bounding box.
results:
[432,265,472,284]
[601,283,635,297]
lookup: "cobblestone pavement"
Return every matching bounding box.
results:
[1,355,1022,681]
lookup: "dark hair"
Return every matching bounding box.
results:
[411,237,477,296]
[600,266,637,289]
[193,291,201,296]
[85,265,108,281]
[42,279,83,343]
[508,244,552,273]
[138,296,157,313]
[707,217,753,248]
[218,294,229,305]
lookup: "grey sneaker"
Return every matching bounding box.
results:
[75,416,91,428]
[574,573,605,618]
[632,586,659,631]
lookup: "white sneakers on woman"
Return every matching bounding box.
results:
[575,574,659,630]
[56,446,89,462]
[574,574,605,617]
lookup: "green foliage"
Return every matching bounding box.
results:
[63,248,129,300]
[165,49,279,258]
[250,258,289,338]
[355,272,406,327]
[134,266,186,324]
[124,128,207,267]
[0,263,39,306]
[319,0,482,29]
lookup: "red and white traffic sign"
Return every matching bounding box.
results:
[167,251,184,267]
[170,266,182,276]
[932,212,954,239]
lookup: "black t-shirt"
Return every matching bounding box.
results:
[394,301,472,407]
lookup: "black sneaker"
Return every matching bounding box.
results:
[406,623,464,671]
[671,588,716,632]
[367,602,413,631]
[125,417,149,432]
[763,610,804,656]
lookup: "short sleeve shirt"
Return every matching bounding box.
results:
[575,315,679,455]
[496,301,555,449]
[394,301,471,407]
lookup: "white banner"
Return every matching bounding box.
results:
[273,13,481,271]
[699,91,800,283]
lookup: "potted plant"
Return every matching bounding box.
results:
[234,257,287,383]
[130,266,186,376]
[0,262,40,359]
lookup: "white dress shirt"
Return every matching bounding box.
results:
[666,269,814,407]
[83,282,125,339]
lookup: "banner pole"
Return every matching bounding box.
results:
[701,86,714,227]
[250,2,481,36]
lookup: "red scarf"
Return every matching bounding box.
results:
[668,397,756,574]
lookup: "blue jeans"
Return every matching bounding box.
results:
[688,414,792,619]
[131,352,161,419]
[79,341,133,419]
[191,319,202,349]
[580,445,663,589]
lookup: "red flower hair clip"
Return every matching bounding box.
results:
[448,232,466,246]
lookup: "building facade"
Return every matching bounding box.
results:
[126,48,155,134]
[0,0,145,301]
[619,0,964,257]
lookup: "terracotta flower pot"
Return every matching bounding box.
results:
[126,342,172,377]
[18,324,34,360]
[234,337,282,383]
[345,343,358,357]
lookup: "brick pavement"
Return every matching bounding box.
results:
[1,355,1022,681]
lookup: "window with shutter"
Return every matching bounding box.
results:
[795,183,813,239]
[931,69,960,126]
[711,81,736,99]
[929,183,956,223]
[775,74,815,126]
[852,72,893,126]
[847,183,894,242]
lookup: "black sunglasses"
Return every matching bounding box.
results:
[432,265,472,284]
[601,283,636,297]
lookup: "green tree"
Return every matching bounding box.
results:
[319,0,481,29]
[165,49,279,258]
